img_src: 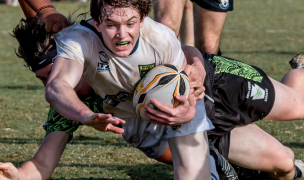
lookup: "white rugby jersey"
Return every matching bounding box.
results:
[55,17,184,119]
[54,17,214,158]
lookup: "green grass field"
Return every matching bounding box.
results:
[1,0,304,179]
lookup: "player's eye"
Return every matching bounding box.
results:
[127,23,134,27]
[107,24,114,28]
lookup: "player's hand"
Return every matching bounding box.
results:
[0,162,19,180]
[38,8,70,32]
[81,113,125,134]
[184,64,206,100]
[144,94,196,126]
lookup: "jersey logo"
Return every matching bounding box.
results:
[97,51,110,72]
[219,0,229,10]
[138,63,155,78]
[246,82,269,102]
[104,91,133,107]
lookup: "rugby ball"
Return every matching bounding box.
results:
[133,64,190,121]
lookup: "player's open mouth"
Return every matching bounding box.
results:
[116,41,130,47]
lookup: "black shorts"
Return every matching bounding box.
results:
[203,54,275,158]
[191,0,234,12]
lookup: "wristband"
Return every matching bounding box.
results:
[36,5,55,15]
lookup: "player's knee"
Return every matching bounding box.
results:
[285,146,295,160]
[157,17,179,36]
[272,152,294,174]
[196,40,219,54]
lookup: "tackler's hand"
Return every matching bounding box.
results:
[144,94,197,126]
[81,113,125,134]
[184,64,206,100]
[38,8,70,33]
[0,162,19,180]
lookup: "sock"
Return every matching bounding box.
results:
[294,165,302,179]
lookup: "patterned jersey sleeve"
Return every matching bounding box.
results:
[43,90,104,142]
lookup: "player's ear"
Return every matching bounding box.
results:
[93,19,102,32]
[140,15,145,28]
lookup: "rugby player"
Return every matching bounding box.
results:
[39,0,304,179]
[2,1,304,180]
[46,0,304,179]
[1,11,304,180]
[0,1,221,179]
[45,0,217,178]
[0,15,230,180]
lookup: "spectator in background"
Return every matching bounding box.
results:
[5,0,19,6]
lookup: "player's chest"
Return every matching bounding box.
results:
[84,50,159,93]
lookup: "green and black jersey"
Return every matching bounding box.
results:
[43,90,104,142]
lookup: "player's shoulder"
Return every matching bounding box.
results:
[140,17,179,51]
[55,21,98,42]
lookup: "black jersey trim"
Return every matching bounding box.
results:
[80,19,139,55]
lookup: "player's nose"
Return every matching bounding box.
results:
[116,25,127,39]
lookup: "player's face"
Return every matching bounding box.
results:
[34,63,53,86]
[94,4,144,57]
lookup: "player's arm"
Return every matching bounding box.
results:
[0,131,69,180]
[45,57,125,133]
[21,0,69,32]
[182,44,206,100]
[18,0,36,18]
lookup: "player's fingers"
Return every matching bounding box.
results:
[188,93,197,107]
[51,23,63,33]
[44,18,55,32]
[149,99,172,114]
[144,106,171,120]
[145,112,173,125]
[59,19,70,29]
[0,162,12,170]
[190,81,205,96]
[106,124,124,134]
[196,91,205,101]
[174,95,188,105]
[192,86,205,98]
[190,81,203,89]
[96,114,125,124]
[104,117,126,125]
[183,64,193,76]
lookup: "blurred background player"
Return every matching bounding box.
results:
[153,0,233,55]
